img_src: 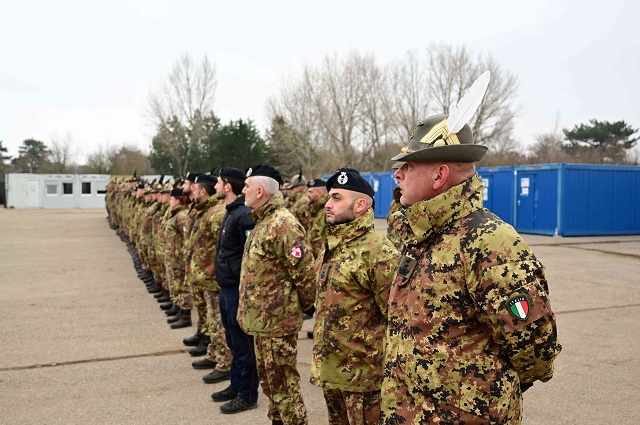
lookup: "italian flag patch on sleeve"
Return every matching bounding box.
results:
[508,294,532,321]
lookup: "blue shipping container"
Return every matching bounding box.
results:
[476,166,515,225]
[514,163,640,236]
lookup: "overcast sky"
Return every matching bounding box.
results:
[1,0,638,163]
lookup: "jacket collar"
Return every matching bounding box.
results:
[325,208,374,251]
[226,195,246,212]
[249,191,285,223]
[194,195,218,212]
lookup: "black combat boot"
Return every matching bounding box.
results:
[148,284,163,294]
[167,313,181,324]
[188,335,210,356]
[160,301,173,310]
[156,292,171,303]
[154,289,167,299]
[183,330,204,346]
[170,309,192,329]
[165,305,180,316]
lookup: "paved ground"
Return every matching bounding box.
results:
[1,208,639,424]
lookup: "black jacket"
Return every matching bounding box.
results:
[215,196,255,287]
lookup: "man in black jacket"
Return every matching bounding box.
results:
[212,167,260,414]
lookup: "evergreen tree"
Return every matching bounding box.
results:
[563,119,638,164]
[206,119,269,171]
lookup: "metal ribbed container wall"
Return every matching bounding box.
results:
[476,166,516,225]
[513,163,640,236]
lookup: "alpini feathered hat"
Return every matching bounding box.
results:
[392,71,491,163]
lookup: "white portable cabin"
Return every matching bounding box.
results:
[5,173,110,209]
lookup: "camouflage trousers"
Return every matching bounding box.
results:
[173,277,193,310]
[254,335,307,425]
[191,283,207,332]
[204,290,232,372]
[153,262,166,289]
[323,389,380,425]
[166,268,187,305]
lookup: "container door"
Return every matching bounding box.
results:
[25,179,41,208]
[516,173,535,232]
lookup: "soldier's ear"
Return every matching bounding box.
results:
[432,164,450,191]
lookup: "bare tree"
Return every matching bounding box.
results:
[146,53,217,175]
[359,57,400,171]
[109,144,151,175]
[427,44,519,149]
[385,49,432,143]
[267,74,325,177]
[48,132,78,173]
[528,132,571,164]
[305,50,369,168]
[267,44,521,172]
[86,143,117,174]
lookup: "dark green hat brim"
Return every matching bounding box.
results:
[391,143,487,163]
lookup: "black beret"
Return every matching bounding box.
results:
[185,172,200,183]
[245,164,283,186]
[219,167,246,182]
[326,170,375,198]
[307,179,326,188]
[170,187,185,197]
[194,174,217,185]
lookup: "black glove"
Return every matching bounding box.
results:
[521,382,534,393]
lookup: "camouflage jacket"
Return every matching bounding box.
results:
[284,190,303,210]
[239,191,317,337]
[385,199,403,251]
[163,205,188,272]
[380,175,562,424]
[186,196,225,292]
[183,201,199,270]
[290,195,312,229]
[139,201,161,264]
[153,203,171,269]
[306,194,329,258]
[311,209,398,392]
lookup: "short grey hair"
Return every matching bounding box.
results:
[252,176,280,196]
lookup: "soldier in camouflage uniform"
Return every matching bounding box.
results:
[304,179,329,258]
[380,113,562,424]
[239,164,317,425]
[181,174,232,380]
[169,173,200,329]
[310,170,398,425]
[161,186,190,314]
[283,173,306,210]
[151,183,172,303]
[385,186,403,251]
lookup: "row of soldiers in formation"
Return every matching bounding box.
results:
[106,75,562,424]
[105,165,400,424]
[105,136,561,424]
